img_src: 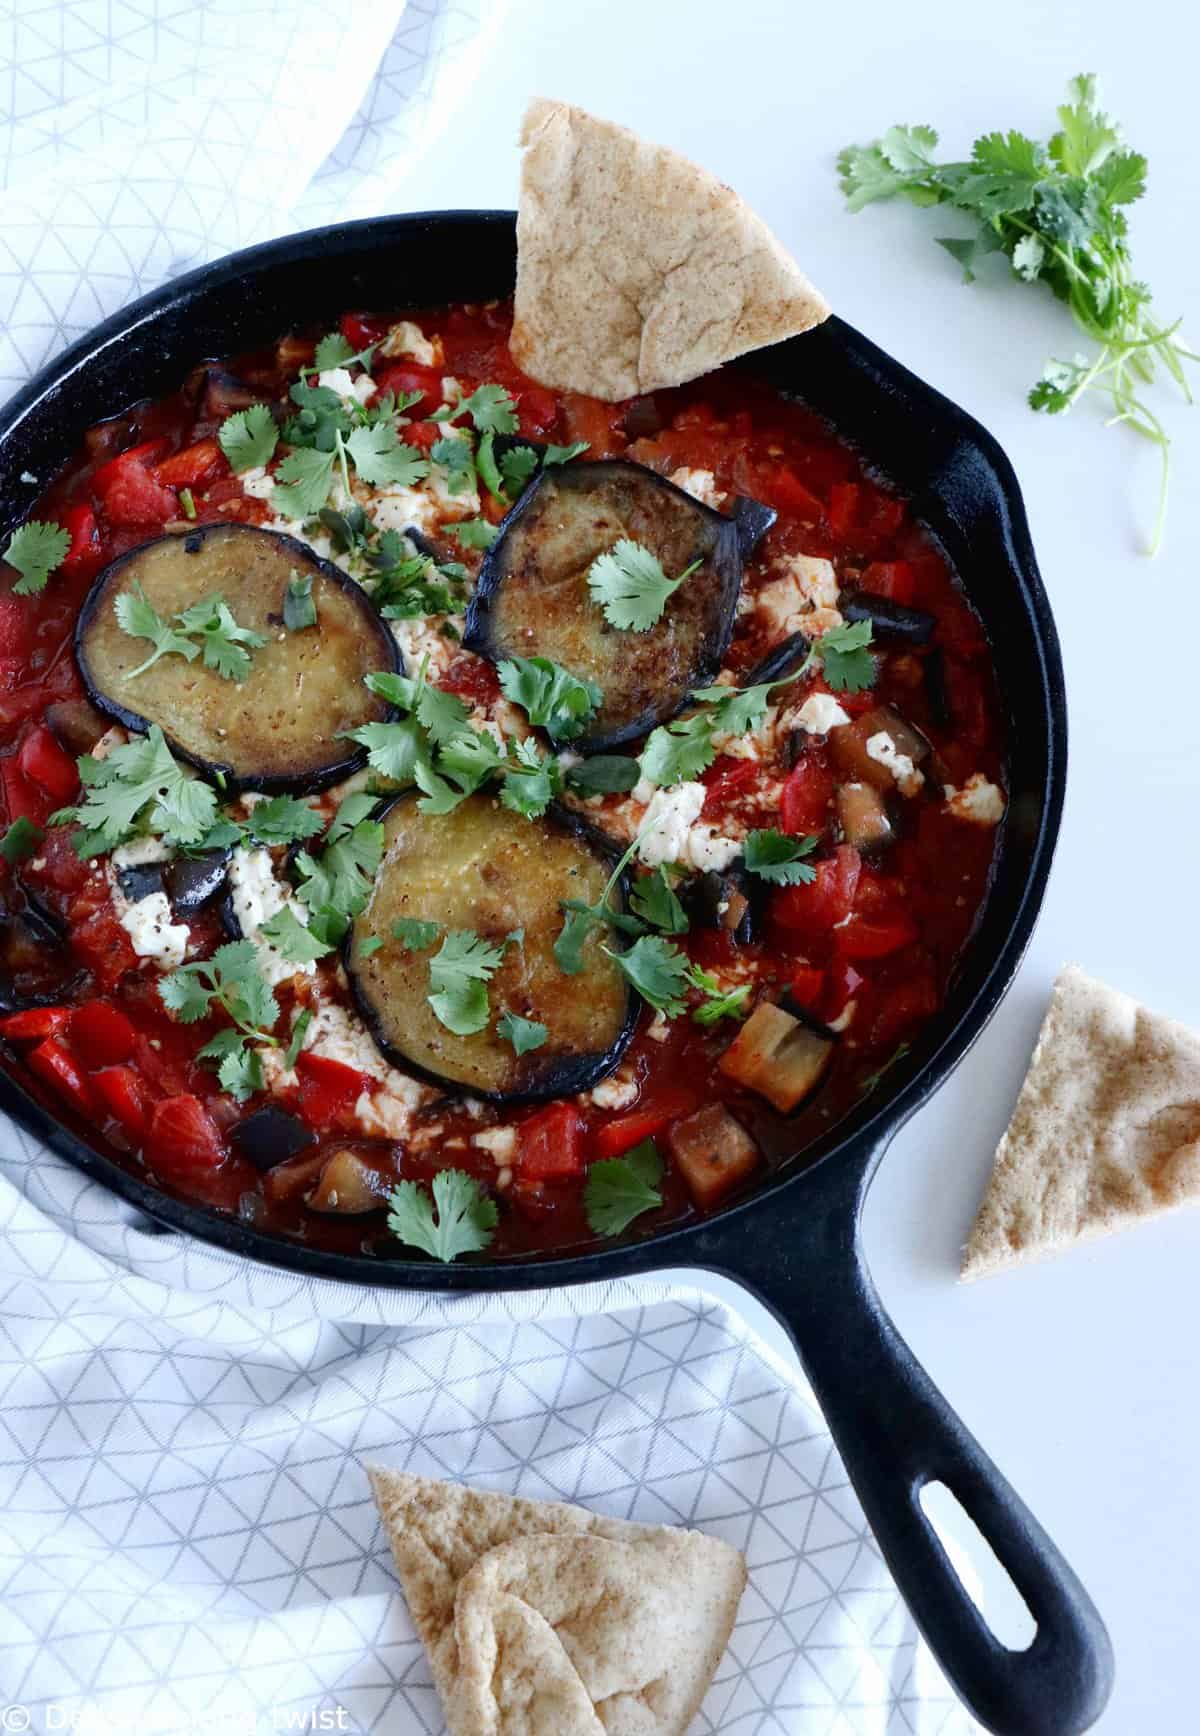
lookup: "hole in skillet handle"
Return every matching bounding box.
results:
[920,1480,1038,1652]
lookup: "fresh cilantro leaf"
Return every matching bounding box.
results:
[604,934,690,1015]
[497,654,601,743]
[499,737,561,820]
[357,933,384,959]
[0,815,42,863]
[294,804,383,924]
[449,518,497,551]
[258,903,331,963]
[691,680,775,736]
[175,595,267,681]
[218,404,278,474]
[435,726,503,798]
[564,755,640,796]
[588,539,702,632]
[286,380,352,449]
[553,905,594,977]
[584,1139,663,1237]
[416,684,472,747]
[386,1169,498,1262]
[496,1009,548,1056]
[542,441,590,465]
[196,1027,265,1102]
[56,725,218,855]
[115,582,201,677]
[815,619,875,693]
[311,331,377,373]
[743,828,819,885]
[161,940,279,1099]
[454,383,518,435]
[630,866,688,934]
[687,967,751,1025]
[283,570,317,632]
[346,422,429,488]
[638,711,716,787]
[430,436,476,495]
[498,443,540,498]
[344,716,425,785]
[838,75,1199,553]
[244,795,324,847]
[474,431,507,503]
[319,502,370,554]
[393,917,441,951]
[272,446,336,518]
[284,1008,312,1071]
[427,929,505,1035]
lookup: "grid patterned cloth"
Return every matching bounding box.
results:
[0,5,977,1728]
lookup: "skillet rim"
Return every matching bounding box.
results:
[0,212,1066,1291]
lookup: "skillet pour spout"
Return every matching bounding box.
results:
[0,211,1111,1733]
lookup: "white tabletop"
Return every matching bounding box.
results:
[402,4,1198,1729]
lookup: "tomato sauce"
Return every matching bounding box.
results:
[0,300,1005,1261]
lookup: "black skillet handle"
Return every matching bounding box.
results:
[691,1157,1113,1736]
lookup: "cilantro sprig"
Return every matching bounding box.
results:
[427,930,506,1035]
[497,654,601,744]
[838,74,1199,553]
[743,829,819,886]
[218,404,278,474]
[584,1139,664,1237]
[51,726,218,857]
[159,939,279,1100]
[386,1169,498,1263]
[4,521,70,597]
[293,791,384,946]
[116,583,266,681]
[588,539,703,632]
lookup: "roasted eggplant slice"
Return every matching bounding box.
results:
[682,864,758,945]
[346,793,635,1098]
[75,522,399,793]
[463,461,743,751]
[166,848,231,916]
[728,495,776,559]
[744,629,810,688]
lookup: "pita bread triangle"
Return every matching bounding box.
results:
[962,964,1200,1279]
[368,1466,746,1736]
[511,98,829,401]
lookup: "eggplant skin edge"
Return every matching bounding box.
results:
[461,460,745,754]
[73,522,402,796]
[341,794,639,1104]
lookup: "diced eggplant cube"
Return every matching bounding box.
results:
[830,704,929,792]
[117,863,166,904]
[167,849,230,916]
[666,1102,760,1209]
[836,782,894,854]
[230,1106,315,1171]
[306,1144,394,1214]
[843,590,935,644]
[718,1001,834,1113]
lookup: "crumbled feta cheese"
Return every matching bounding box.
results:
[239,465,275,501]
[302,1000,416,1093]
[355,1087,417,1141]
[632,775,658,807]
[388,614,461,680]
[264,513,335,563]
[757,554,841,639]
[866,731,924,798]
[687,824,742,872]
[317,367,375,406]
[646,1011,671,1043]
[946,773,1005,826]
[381,320,438,367]
[227,846,317,987]
[638,782,707,866]
[793,693,850,735]
[91,726,128,762]
[587,1073,639,1111]
[120,892,189,969]
[669,466,727,510]
[111,835,175,869]
[828,999,857,1033]
[473,1125,518,1159]
[427,465,481,517]
[368,483,440,537]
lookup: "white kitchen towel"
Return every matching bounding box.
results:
[0,4,977,1729]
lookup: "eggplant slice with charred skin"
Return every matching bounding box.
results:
[76,522,399,793]
[463,461,744,752]
[346,793,635,1099]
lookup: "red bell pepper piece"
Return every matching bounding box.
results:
[787,963,825,1011]
[779,749,835,836]
[340,311,392,351]
[0,1006,72,1041]
[772,844,862,933]
[26,1037,94,1115]
[296,1050,373,1130]
[71,907,138,991]
[59,503,102,575]
[592,1087,697,1161]
[0,755,52,827]
[758,464,824,519]
[517,1102,584,1179]
[860,561,916,606]
[702,756,759,818]
[834,915,919,961]
[18,724,79,803]
[373,362,443,418]
[153,437,227,490]
[92,1063,150,1139]
[92,442,178,529]
[0,594,36,661]
[70,999,137,1068]
[511,381,558,438]
[146,1093,226,1179]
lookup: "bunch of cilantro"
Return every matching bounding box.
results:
[839,74,1197,553]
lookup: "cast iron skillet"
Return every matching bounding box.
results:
[0,214,1113,1735]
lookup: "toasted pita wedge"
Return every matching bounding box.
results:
[512,98,829,401]
[368,1466,746,1736]
[962,964,1200,1279]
